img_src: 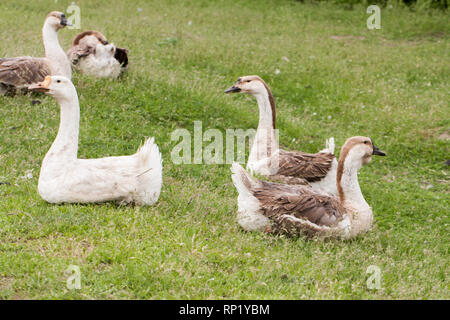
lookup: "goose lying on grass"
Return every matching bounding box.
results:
[28,76,162,205]
[0,12,71,95]
[231,136,386,239]
[225,76,338,195]
[67,31,128,78]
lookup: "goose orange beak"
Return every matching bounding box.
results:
[28,76,51,93]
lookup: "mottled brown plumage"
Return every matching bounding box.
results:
[276,149,335,182]
[232,162,345,237]
[0,57,51,93]
[254,180,345,228]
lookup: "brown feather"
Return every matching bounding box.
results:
[251,180,345,232]
[276,149,335,182]
[336,137,363,202]
[71,30,108,46]
[0,57,51,88]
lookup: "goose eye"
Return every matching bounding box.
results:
[364,140,369,144]
[56,80,61,83]
[246,80,251,83]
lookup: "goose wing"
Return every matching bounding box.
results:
[58,156,140,203]
[67,31,107,64]
[0,57,50,87]
[276,149,335,182]
[252,181,345,234]
[67,30,128,67]
[67,44,95,64]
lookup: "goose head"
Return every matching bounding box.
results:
[225,75,276,129]
[94,43,116,59]
[225,75,270,96]
[45,11,71,31]
[339,136,386,171]
[28,75,75,101]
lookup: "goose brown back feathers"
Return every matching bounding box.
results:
[276,149,335,182]
[249,179,345,235]
[0,57,51,90]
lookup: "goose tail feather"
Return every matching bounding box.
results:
[231,162,260,197]
[320,137,335,155]
[135,137,163,205]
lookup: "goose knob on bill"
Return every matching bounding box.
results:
[230,136,386,239]
[225,76,338,196]
[28,76,162,205]
[0,12,72,95]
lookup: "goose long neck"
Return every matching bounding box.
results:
[48,93,80,159]
[337,156,371,220]
[42,21,71,78]
[254,89,276,130]
[251,91,279,158]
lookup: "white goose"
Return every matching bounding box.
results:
[225,75,338,195]
[67,31,128,78]
[0,12,71,94]
[231,136,386,239]
[28,76,162,205]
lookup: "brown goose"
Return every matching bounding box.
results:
[0,12,71,95]
[66,31,128,78]
[231,136,386,238]
[225,75,338,195]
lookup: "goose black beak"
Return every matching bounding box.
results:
[224,85,241,94]
[60,14,72,27]
[372,145,386,156]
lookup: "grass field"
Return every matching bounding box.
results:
[0,0,448,299]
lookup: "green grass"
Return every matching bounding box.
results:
[0,0,449,299]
